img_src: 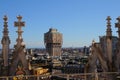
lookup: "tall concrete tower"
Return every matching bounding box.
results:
[44,28,62,57]
[1,15,10,75]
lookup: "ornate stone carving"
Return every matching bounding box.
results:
[9,15,29,76]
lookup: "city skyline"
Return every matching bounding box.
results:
[0,0,120,48]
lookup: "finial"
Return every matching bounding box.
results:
[3,15,8,22]
[106,16,111,21]
[106,16,112,37]
[17,15,22,21]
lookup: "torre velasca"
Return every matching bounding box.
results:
[44,28,63,57]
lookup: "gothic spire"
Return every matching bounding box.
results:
[1,15,10,45]
[1,15,10,68]
[14,15,25,46]
[10,15,30,76]
[106,16,112,38]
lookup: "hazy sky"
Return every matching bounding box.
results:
[0,0,120,48]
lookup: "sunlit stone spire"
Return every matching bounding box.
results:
[1,15,10,67]
[106,16,113,71]
[14,15,25,46]
[10,15,29,76]
[1,15,10,76]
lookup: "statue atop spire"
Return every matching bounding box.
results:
[106,16,112,38]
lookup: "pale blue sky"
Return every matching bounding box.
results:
[0,0,120,48]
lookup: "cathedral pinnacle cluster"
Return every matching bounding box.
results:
[86,16,120,80]
[0,15,30,76]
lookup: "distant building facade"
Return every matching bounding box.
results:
[44,28,62,57]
